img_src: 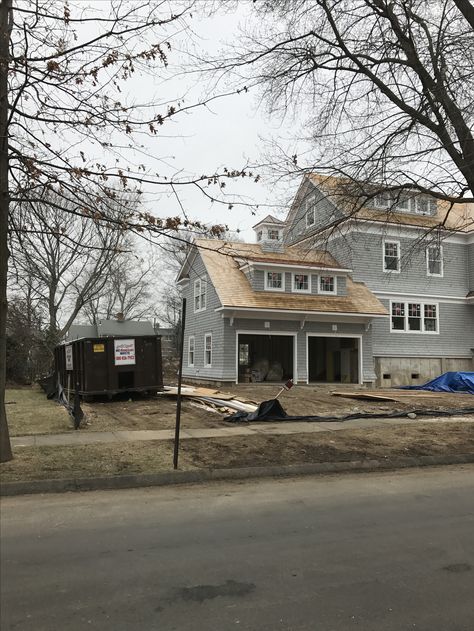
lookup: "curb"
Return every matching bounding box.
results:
[2,453,474,497]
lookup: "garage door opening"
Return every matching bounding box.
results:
[237,333,294,383]
[308,336,359,383]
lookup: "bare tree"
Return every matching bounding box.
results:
[10,194,125,348]
[83,238,159,325]
[1,1,251,462]
[209,0,474,208]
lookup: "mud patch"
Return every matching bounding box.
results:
[442,563,472,573]
[176,579,255,603]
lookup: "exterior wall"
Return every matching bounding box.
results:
[221,318,375,384]
[332,231,469,297]
[251,269,347,296]
[284,181,345,245]
[372,300,474,358]
[181,252,226,382]
[468,242,474,292]
[375,356,474,388]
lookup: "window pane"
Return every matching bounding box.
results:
[294,274,308,290]
[319,276,334,292]
[408,303,421,330]
[267,272,282,288]
[391,302,405,330]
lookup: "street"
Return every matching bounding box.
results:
[1,466,474,630]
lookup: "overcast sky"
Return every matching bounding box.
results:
[121,2,303,242]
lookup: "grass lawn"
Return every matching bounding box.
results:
[6,386,72,436]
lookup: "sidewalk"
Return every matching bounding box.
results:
[11,414,474,447]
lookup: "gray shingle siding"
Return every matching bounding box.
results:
[284,182,344,245]
[332,232,469,297]
[181,252,225,381]
[372,300,474,357]
[468,243,474,292]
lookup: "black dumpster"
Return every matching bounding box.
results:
[55,335,163,399]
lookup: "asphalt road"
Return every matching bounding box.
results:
[1,466,474,631]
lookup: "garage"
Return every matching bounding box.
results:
[307,335,360,383]
[237,332,295,383]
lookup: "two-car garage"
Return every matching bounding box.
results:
[236,331,361,384]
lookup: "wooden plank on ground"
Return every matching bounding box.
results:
[332,391,399,401]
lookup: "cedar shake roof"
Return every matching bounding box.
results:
[308,174,474,233]
[193,239,388,316]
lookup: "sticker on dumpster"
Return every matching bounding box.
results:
[65,345,73,370]
[93,343,105,353]
[114,339,135,365]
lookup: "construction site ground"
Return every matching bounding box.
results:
[2,384,473,484]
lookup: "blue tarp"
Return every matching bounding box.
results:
[399,371,474,394]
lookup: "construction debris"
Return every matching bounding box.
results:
[158,385,258,415]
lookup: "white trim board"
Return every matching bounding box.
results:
[235,330,298,385]
[374,291,469,305]
[306,332,363,385]
[216,306,388,318]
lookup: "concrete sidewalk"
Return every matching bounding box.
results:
[11,415,474,448]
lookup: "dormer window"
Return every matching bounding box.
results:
[373,192,437,215]
[268,229,280,240]
[319,275,336,294]
[264,271,284,291]
[293,273,310,293]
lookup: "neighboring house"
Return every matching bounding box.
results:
[178,177,474,387]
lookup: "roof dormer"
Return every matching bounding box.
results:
[252,215,286,251]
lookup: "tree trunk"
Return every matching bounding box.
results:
[0,0,12,462]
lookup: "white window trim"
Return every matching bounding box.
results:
[264,270,285,292]
[292,272,311,294]
[188,336,195,367]
[426,245,444,277]
[204,333,212,367]
[318,274,337,295]
[383,239,401,274]
[193,277,207,313]
[389,300,439,335]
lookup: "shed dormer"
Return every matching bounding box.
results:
[253,215,286,251]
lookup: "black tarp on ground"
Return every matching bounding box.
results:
[225,399,474,423]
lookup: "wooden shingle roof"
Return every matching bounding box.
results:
[194,240,388,316]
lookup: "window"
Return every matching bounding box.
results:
[305,195,315,227]
[426,245,443,277]
[319,275,336,294]
[293,273,310,292]
[390,301,439,333]
[194,277,207,312]
[391,302,405,330]
[373,192,437,215]
[268,229,280,240]
[257,230,262,241]
[424,304,438,332]
[408,303,421,331]
[374,193,391,209]
[265,271,284,291]
[383,241,400,272]
[204,333,212,367]
[188,336,195,366]
[239,343,249,366]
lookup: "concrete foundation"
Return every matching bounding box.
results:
[375,356,474,387]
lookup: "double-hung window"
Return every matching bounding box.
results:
[188,336,195,366]
[426,245,443,277]
[265,271,284,291]
[268,229,280,240]
[293,273,310,292]
[204,333,212,367]
[305,195,315,228]
[391,301,438,333]
[194,277,207,312]
[383,240,400,272]
[319,275,336,294]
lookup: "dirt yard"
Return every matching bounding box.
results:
[5,384,474,437]
[1,422,473,483]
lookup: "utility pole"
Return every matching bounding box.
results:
[0,0,12,462]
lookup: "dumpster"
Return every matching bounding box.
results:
[55,321,163,398]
